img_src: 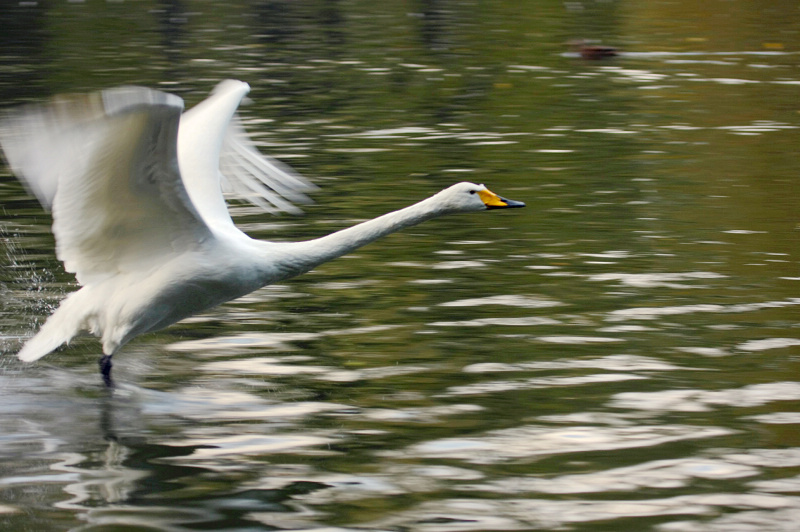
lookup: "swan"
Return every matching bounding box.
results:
[0,80,524,386]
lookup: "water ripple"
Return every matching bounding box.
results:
[611,382,800,412]
[431,316,560,327]
[737,338,800,352]
[442,373,647,397]
[589,271,725,288]
[606,298,800,321]
[168,432,334,459]
[464,354,681,373]
[397,424,734,464]
[439,295,563,308]
[369,493,800,531]
[465,457,758,494]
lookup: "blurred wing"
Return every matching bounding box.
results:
[178,80,315,234]
[0,87,213,285]
[219,114,317,215]
[0,94,97,208]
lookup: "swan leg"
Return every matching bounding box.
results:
[98,355,114,388]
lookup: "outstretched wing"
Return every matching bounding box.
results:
[0,87,213,285]
[220,113,316,215]
[178,80,315,234]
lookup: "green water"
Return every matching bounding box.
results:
[1,1,799,530]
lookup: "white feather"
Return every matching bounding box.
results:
[0,80,523,370]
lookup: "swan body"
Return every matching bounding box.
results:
[0,80,524,384]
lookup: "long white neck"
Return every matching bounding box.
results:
[273,195,447,279]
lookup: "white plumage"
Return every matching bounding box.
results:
[0,80,524,385]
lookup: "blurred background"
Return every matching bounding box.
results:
[1,1,799,530]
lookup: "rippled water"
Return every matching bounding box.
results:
[1,1,799,531]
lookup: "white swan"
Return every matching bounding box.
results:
[0,80,524,386]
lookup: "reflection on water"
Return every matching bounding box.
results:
[1,0,800,530]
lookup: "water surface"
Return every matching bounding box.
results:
[1,1,799,530]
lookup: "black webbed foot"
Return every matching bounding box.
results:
[98,355,114,388]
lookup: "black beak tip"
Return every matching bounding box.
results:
[502,198,526,208]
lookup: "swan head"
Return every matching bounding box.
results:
[434,182,526,213]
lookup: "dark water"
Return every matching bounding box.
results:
[1,1,799,530]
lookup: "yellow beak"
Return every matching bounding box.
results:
[478,188,526,209]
